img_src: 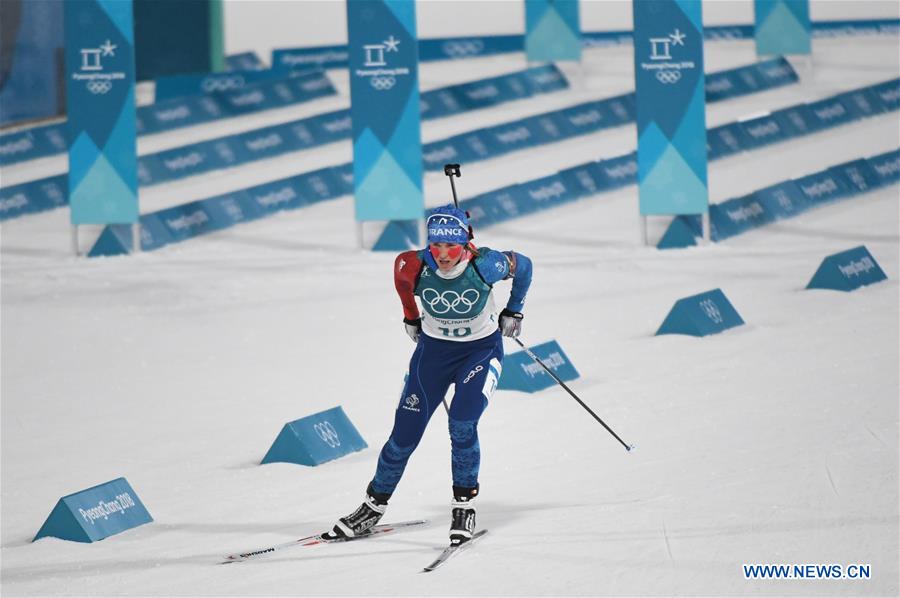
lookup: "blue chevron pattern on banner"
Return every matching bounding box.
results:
[525,0,581,63]
[755,0,811,56]
[633,0,708,216]
[64,0,138,225]
[347,0,423,222]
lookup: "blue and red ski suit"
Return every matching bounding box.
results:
[369,245,533,496]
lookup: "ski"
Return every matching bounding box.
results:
[220,519,428,564]
[421,529,489,572]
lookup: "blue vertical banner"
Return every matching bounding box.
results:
[346,0,423,222]
[754,0,811,56]
[64,0,139,225]
[633,0,708,216]
[525,0,582,63]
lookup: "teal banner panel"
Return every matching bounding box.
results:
[525,0,582,63]
[633,0,708,216]
[34,477,152,543]
[64,0,138,225]
[133,0,215,80]
[755,0,811,56]
[347,0,423,222]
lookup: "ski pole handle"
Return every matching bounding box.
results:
[512,337,634,453]
[444,163,461,208]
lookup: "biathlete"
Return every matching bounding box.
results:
[329,204,533,545]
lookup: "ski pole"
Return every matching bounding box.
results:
[436,163,463,416]
[443,163,461,208]
[443,163,474,242]
[511,337,634,452]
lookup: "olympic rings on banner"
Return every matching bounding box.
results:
[370,76,396,91]
[656,70,681,84]
[86,81,112,94]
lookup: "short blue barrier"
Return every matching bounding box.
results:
[84,58,801,254]
[2,65,567,222]
[154,67,322,102]
[225,51,265,71]
[262,406,368,467]
[270,19,900,68]
[81,76,895,256]
[658,146,900,248]
[34,477,153,543]
[138,69,336,135]
[807,246,888,291]
[498,340,579,393]
[5,58,791,224]
[0,69,336,168]
[656,289,745,337]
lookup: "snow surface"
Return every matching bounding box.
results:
[2,17,899,598]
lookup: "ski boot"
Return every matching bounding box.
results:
[329,483,391,539]
[449,485,478,545]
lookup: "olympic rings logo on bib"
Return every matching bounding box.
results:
[422,288,480,315]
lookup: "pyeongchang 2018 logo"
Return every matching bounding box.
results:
[73,40,126,95]
[639,28,696,85]
[356,35,410,91]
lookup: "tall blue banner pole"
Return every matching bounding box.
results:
[346,0,423,249]
[525,0,582,63]
[64,0,139,254]
[633,0,708,243]
[754,0,811,57]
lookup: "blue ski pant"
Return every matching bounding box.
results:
[370,330,504,496]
